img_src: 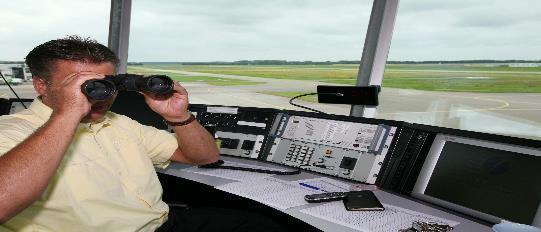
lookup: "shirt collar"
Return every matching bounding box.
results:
[28,97,53,122]
[29,97,113,131]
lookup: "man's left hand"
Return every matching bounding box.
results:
[143,82,191,122]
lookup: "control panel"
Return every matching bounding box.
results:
[189,104,278,159]
[263,113,398,184]
[187,104,541,226]
[376,125,434,193]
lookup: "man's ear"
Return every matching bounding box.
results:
[33,77,48,96]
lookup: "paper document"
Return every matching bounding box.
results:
[300,201,460,232]
[216,177,321,209]
[182,160,293,181]
[293,177,351,192]
[216,176,353,210]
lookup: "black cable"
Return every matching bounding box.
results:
[0,71,27,109]
[288,92,325,114]
[198,159,301,175]
[289,92,344,114]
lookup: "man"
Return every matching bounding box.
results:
[0,36,284,232]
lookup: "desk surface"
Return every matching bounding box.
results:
[159,156,492,232]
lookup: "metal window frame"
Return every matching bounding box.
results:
[351,0,399,118]
[108,0,399,117]
[108,0,132,74]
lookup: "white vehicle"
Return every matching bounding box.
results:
[0,77,24,85]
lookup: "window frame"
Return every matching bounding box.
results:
[108,0,398,117]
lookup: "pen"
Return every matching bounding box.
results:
[299,182,323,191]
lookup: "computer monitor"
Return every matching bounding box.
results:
[412,133,541,226]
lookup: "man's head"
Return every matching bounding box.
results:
[25,35,119,79]
[26,36,120,123]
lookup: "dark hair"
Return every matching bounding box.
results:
[25,35,120,79]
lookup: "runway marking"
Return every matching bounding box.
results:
[471,97,510,111]
[379,94,512,116]
[131,66,540,116]
[488,108,541,111]
[503,100,541,105]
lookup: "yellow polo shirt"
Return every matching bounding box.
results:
[0,99,178,232]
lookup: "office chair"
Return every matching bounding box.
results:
[110,91,168,130]
[0,98,13,116]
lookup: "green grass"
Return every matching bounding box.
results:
[136,64,358,80]
[128,63,541,93]
[380,67,541,92]
[127,66,265,86]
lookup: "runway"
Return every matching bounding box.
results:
[2,71,540,139]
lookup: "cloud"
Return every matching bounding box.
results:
[1,0,540,62]
[388,0,541,61]
[0,0,109,60]
[129,0,372,61]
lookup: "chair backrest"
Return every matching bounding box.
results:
[110,91,168,130]
[0,98,12,116]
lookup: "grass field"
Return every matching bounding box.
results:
[127,66,266,86]
[128,63,541,93]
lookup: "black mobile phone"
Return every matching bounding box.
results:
[343,190,385,211]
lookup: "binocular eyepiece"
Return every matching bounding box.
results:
[82,74,174,101]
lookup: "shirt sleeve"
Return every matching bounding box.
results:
[0,133,17,157]
[135,122,178,169]
[0,117,33,157]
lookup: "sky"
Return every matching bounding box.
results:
[1,0,540,62]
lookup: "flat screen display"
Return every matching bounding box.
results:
[413,134,541,225]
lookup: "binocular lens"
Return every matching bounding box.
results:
[145,76,173,94]
[82,80,116,101]
[82,74,173,101]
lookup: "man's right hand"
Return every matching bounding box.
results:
[45,72,105,122]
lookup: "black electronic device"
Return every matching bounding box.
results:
[198,159,300,175]
[304,192,348,203]
[343,190,384,211]
[82,74,174,101]
[0,98,11,116]
[376,125,434,193]
[0,98,34,116]
[411,133,541,226]
[377,123,541,226]
[263,111,401,184]
[189,104,278,160]
[317,85,379,106]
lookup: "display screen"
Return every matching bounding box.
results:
[425,141,541,224]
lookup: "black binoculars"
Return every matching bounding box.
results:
[81,74,174,101]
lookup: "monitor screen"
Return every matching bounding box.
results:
[412,134,541,225]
